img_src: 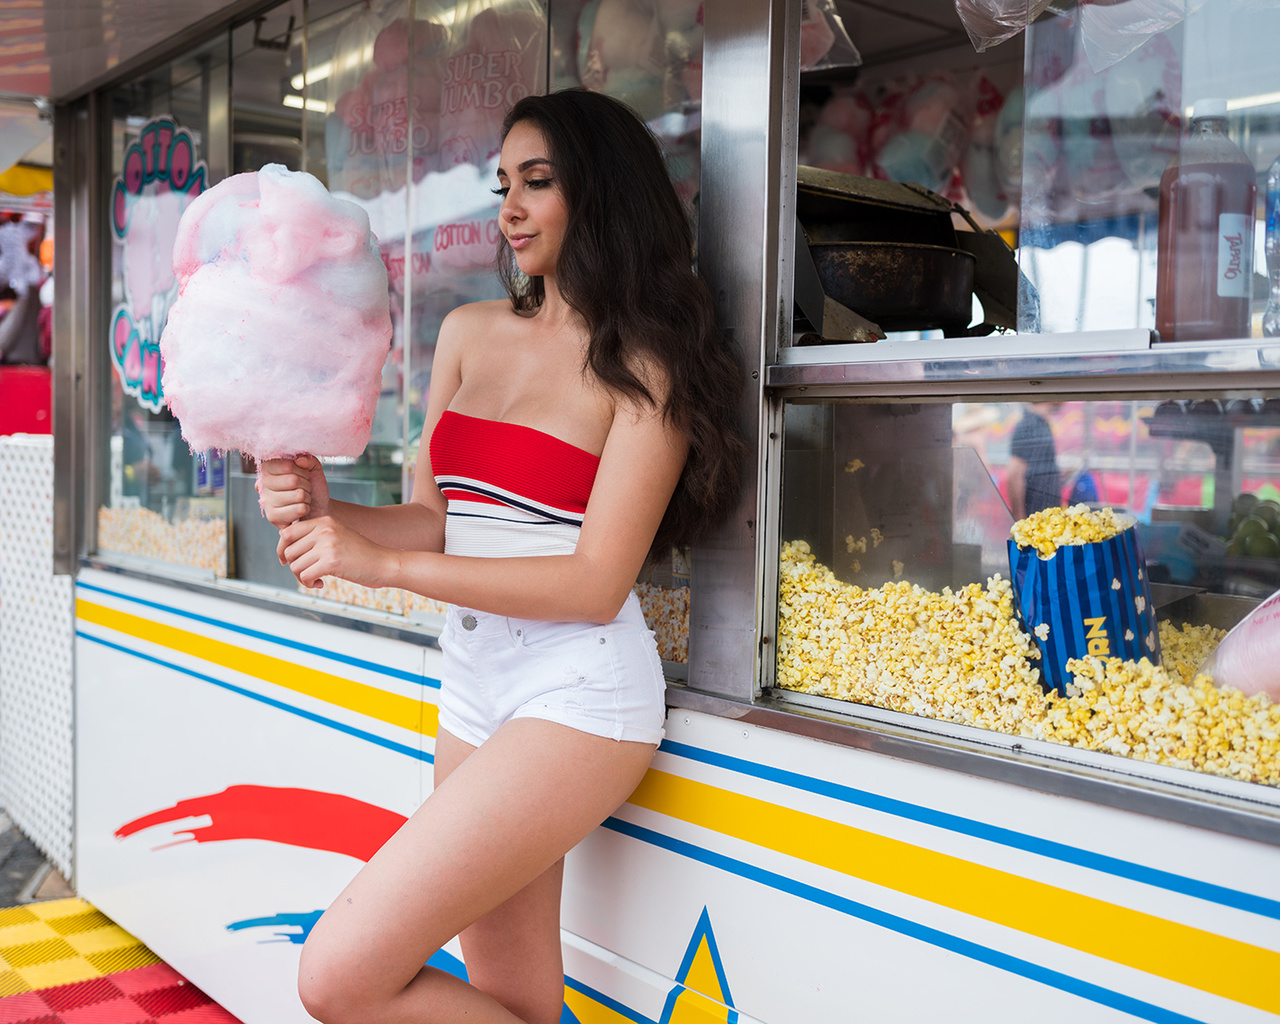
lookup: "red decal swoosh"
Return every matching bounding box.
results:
[116,786,407,861]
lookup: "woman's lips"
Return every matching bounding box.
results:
[508,233,533,250]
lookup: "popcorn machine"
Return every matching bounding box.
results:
[38,0,1280,1021]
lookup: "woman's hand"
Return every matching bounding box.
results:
[257,455,330,528]
[278,515,399,591]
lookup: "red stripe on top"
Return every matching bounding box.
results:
[430,410,600,515]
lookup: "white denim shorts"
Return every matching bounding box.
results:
[437,591,667,748]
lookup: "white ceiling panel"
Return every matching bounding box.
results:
[0,0,248,102]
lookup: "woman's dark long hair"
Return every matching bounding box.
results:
[497,89,746,562]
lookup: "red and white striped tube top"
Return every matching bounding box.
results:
[429,410,601,558]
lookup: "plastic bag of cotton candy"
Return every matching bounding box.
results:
[1197,590,1280,700]
[159,164,392,461]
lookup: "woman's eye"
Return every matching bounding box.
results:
[526,178,553,190]
[490,186,509,197]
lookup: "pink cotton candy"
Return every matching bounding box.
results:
[159,164,392,461]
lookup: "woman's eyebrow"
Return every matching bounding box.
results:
[496,157,553,177]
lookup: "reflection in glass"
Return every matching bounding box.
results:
[100,39,229,577]
[1018,0,1280,338]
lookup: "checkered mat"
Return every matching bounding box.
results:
[0,898,242,1023]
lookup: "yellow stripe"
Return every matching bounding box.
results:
[562,987,636,1024]
[77,599,437,738]
[630,770,1280,1014]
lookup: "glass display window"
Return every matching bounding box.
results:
[102,36,230,577]
[91,0,699,661]
[1018,0,1280,340]
[552,0,705,215]
[776,392,1280,792]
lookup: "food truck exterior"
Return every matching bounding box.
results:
[7,0,1280,1021]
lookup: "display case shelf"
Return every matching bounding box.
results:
[767,333,1280,396]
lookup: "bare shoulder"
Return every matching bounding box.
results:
[436,299,512,370]
[438,299,511,343]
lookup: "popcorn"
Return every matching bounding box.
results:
[891,559,904,579]
[1056,656,1280,787]
[634,582,690,663]
[305,577,411,615]
[844,459,865,474]
[870,528,884,548]
[1159,619,1226,683]
[1034,623,1050,641]
[97,505,226,576]
[1010,503,1128,558]
[777,540,1278,788]
[303,577,448,619]
[777,541,1049,733]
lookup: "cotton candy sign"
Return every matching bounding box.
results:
[159,163,392,460]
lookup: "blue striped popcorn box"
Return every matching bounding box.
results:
[1008,519,1160,694]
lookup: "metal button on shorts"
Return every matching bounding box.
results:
[461,614,477,631]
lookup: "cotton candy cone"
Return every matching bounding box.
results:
[159,163,392,460]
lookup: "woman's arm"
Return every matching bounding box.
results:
[280,378,688,622]
[1006,455,1028,520]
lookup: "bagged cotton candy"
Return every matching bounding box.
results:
[1197,590,1280,700]
[159,163,392,460]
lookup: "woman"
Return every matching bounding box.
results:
[258,88,744,1024]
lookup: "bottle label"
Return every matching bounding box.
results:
[1218,212,1253,297]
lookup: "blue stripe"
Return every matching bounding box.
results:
[77,630,432,763]
[603,818,1209,1024]
[76,579,440,690]
[657,739,1280,921]
[564,977,655,1024]
[1059,544,1082,674]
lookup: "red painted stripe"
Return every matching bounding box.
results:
[429,411,598,515]
[115,786,406,862]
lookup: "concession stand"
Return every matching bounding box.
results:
[11,0,1280,1020]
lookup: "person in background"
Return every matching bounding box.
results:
[0,214,47,366]
[1007,401,1062,520]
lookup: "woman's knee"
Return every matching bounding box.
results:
[297,937,369,1024]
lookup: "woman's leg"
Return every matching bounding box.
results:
[435,729,569,1023]
[297,718,655,1024]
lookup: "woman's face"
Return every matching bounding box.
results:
[495,121,569,280]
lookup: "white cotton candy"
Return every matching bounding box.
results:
[159,163,392,460]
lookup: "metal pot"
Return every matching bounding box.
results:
[807,241,976,332]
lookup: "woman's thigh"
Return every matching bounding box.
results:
[299,718,657,1007]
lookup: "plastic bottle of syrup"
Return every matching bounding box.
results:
[1265,153,1280,338]
[1156,99,1257,342]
